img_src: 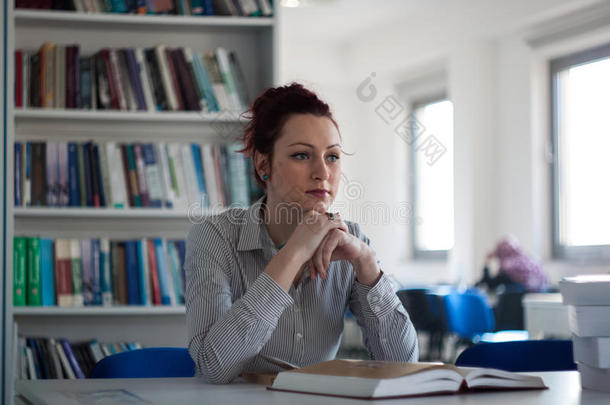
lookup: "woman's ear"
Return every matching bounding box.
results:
[253,150,269,179]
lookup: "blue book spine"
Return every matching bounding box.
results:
[125,49,147,111]
[203,0,214,15]
[67,142,80,207]
[40,239,55,306]
[82,143,93,207]
[25,142,31,206]
[142,144,162,208]
[124,241,141,305]
[191,144,208,206]
[154,238,172,305]
[15,143,22,206]
[60,339,85,379]
[91,239,102,305]
[136,240,148,305]
[91,144,106,207]
[109,0,128,13]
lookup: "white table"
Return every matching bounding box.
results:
[15,371,610,405]
[523,293,570,339]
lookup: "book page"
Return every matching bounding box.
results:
[287,360,451,379]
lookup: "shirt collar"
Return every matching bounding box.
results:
[237,194,275,252]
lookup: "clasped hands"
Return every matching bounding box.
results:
[286,210,381,287]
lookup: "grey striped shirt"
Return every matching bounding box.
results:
[185,196,418,383]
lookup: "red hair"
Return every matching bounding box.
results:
[239,83,339,189]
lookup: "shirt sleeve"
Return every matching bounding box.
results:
[346,222,419,362]
[184,219,294,384]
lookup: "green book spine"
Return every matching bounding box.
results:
[13,237,27,306]
[77,144,87,207]
[26,237,42,306]
[167,151,180,200]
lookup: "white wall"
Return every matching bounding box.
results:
[279,0,610,286]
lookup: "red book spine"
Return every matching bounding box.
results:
[54,242,73,306]
[65,46,74,109]
[147,240,161,305]
[15,50,23,108]
[100,50,120,110]
[165,48,185,111]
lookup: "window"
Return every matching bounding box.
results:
[551,43,610,260]
[410,97,454,259]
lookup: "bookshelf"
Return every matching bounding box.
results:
[3,1,278,401]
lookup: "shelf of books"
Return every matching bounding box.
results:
[4,0,277,394]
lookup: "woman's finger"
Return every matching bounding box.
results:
[322,230,343,275]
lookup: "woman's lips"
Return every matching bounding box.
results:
[306,190,329,198]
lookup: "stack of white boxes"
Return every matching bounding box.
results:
[560,275,610,392]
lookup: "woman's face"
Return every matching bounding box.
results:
[261,113,342,214]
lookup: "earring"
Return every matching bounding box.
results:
[262,174,269,180]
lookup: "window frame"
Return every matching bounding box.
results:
[410,93,451,261]
[550,42,610,261]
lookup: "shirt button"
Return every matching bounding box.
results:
[381,338,387,344]
[374,305,381,312]
[257,345,262,351]
[370,295,380,303]
[296,333,303,339]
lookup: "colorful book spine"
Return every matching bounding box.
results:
[13,237,27,306]
[100,238,113,306]
[154,238,172,305]
[80,239,93,305]
[136,239,150,305]
[124,240,141,305]
[147,239,161,305]
[54,239,73,307]
[26,237,42,306]
[40,238,56,306]
[70,239,84,307]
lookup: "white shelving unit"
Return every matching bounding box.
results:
[3,3,278,403]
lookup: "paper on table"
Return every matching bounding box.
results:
[63,389,152,404]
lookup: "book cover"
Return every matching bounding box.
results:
[124,240,142,305]
[154,238,173,305]
[81,142,94,207]
[76,143,87,206]
[120,144,135,207]
[55,341,76,379]
[191,50,219,112]
[54,239,73,307]
[117,49,138,111]
[167,143,189,210]
[201,144,222,207]
[228,50,250,110]
[100,238,113,306]
[171,48,200,111]
[14,143,22,206]
[15,50,23,108]
[114,242,129,305]
[173,239,186,294]
[136,239,151,305]
[165,48,185,110]
[47,338,64,380]
[98,142,113,209]
[134,48,156,112]
[190,143,208,207]
[40,42,56,108]
[124,48,147,110]
[70,239,84,307]
[45,141,58,207]
[106,142,128,208]
[40,238,56,306]
[133,144,151,207]
[30,142,47,206]
[215,47,242,111]
[154,45,179,111]
[26,237,42,306]
[156,142,175,208]
[180,143,201,206]
[142,143,164,208]
[568,305,610,336]
[144,48,168,111]
[108,49,128,110]
[79,56,93,109]
[203,51,230,110]
[147,239,162,305]
[81,239,94,306]
[13,236,27,306]
[24,142,31,206]
[58,142,70,206]
[91,143,107,207]
[126,144,142,207]
[91,239,102,305]
[59,339,86,379]
[167,241,184,304]
[54,45,65,109]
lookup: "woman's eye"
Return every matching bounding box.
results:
[292,152,308,160]
[327,154,340,162]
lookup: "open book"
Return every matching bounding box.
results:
[268,359,547,400]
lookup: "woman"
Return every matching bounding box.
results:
[185,83,418,384]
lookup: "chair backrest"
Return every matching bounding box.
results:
[455,340,577,372]
[90,348,195,378]
[443,290,495,339]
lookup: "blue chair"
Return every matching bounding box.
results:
[443,289,495,343]
[455,340,577,372]
[90,348,195,378]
